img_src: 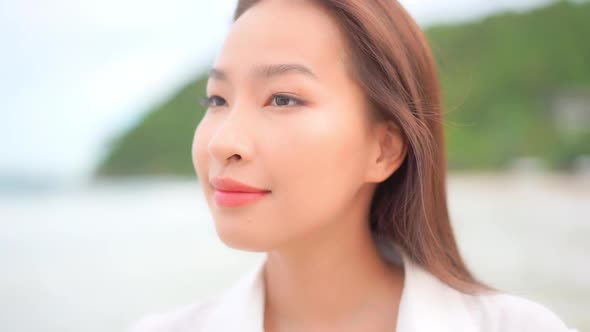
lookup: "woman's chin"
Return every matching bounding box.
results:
[214,224,275,253]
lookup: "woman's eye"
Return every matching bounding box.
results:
[199,94,303,109]
[200,95,226,108]
[270,94,303,107]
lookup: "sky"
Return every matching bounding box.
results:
[0,0,557,184]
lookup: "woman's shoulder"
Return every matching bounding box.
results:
[400,256,576,331]
[126,257,267,332]
[126,298,216,332]
[470,291,576,332]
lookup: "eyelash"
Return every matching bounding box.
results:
[199,93,305,109]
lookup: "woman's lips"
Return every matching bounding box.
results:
[213,189,270,207]
[210,176,270,207]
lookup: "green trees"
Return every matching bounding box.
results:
[96,1,590,177]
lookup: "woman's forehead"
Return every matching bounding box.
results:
[213,0,348,83]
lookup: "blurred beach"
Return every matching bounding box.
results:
[0,172,588,332]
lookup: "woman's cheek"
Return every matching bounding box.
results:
[271,110,347,218]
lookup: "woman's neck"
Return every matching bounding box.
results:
[262,208,405,331]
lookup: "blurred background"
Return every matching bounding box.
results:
[1,0,588,331]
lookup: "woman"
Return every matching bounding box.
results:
[129,0,576,331]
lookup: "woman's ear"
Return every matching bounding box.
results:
[366,121,407,183]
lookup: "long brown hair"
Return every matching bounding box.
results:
[233,0,492,294]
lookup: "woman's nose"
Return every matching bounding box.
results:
[207,105,255,166]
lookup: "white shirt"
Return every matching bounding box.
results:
[128,237,577,332]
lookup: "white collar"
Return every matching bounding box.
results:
[199,236,480,332]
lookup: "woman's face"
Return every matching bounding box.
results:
[193,0,393,251]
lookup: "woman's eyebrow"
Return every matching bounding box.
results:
[255,63,318,81]
[208,63,318,83]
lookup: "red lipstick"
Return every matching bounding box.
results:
[210,177,270,207]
